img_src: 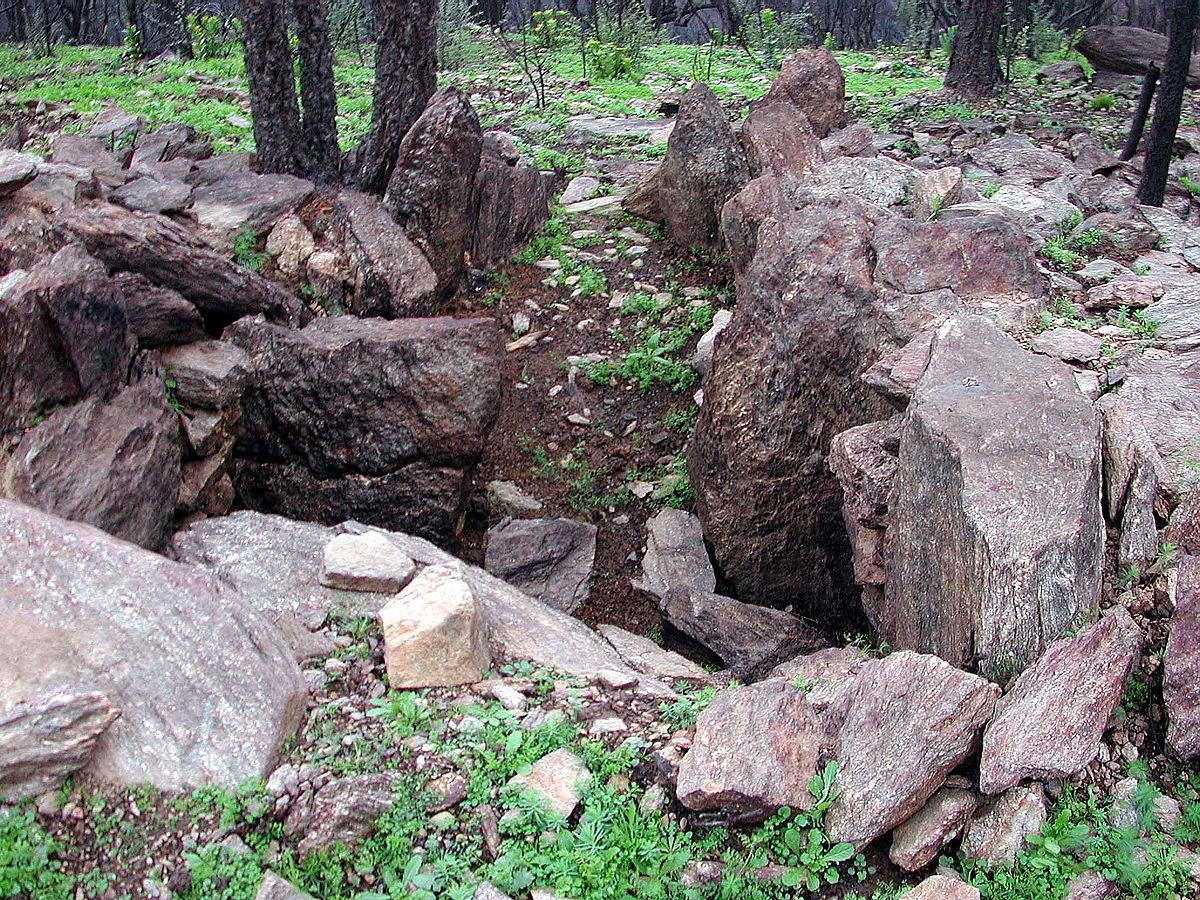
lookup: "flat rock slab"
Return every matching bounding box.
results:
[0,691,119,801]
[1166,555,1200,759]
[1031,326,1103,364]
[638,508,716,598]
[0,500,305,791]
[885,314,1103,668]
[889,784,978,872]
[507,748,591,819]
[676,679,819,817]
[901,875,980,900]
[980,608,1140,794]
[191,172,314,238]
[826,651,999,848]
[659,587,823,680]
[110,176,193,214]
[484,517,596,614]
[320,531,416,594]
[597,624,711,686]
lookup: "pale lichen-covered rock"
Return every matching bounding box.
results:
[884,315,1104,668]
[0,692,119,801]
[889,783,978,872]
[637,507,716,598]
[320,531,417,594]
[0,500,306,790]
[827,651,999,848]
[676,680,820,817]
[380,565,490,689]
[900,875,980,900]
[597,625,712,686]
[506,748,591,819]
[961,783,1047,867]
[979,608,1140,794]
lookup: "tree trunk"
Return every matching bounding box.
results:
[355,0,438,194]
[293,0,341,182]
[945,0,1005,95]
[1140,0,1200,206]
[139,0,190,56]
[239,0,304,175]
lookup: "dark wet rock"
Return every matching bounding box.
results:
[227,314,502,544]
[5,361,179,550]
[112,271,205,348]
[161,340,251,410]
[623,83,749,248]
[484,517,597,614]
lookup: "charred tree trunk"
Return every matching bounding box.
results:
[356,0,438,194]
[293,0,341,182]
[140,0,190,56]
[945,0,1006,95]
[1140,0,1200,206]
[239,0,305,175]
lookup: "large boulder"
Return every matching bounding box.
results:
[4,360,180,550]
[689,188,889,619]
[1166,555,1200,759]
[676,680,820,817]
[0,245,132,436]
[1077,26,1200,86]
[826,651,999,848]
[0,500,305,790]
[484,517,597,614]
[227,315,502,544]
[384,87,482,297]
[623,83,749,248]
[758,49,845,138]
[884,315,1104,668]
[978,609,1140,794]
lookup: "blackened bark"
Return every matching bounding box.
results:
[1140,0,1200,206]
[1121,64,1159,161]
[293,0,341,182]
[356,0,438,195]
[239,0,304,175]
[945,0,1005,95]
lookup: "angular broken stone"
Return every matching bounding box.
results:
[889,784,978,872]
[676,679,820,817]
[758,49,846,138]
[484,517,597,614]
[0,150,37,197]
[597,624,712,686]
[506,748,591,819]
[639,508,716,598]
[885,315,1104,668]
[1166,555,1200,759]
[0,691,119,802]
[659,587,822,680]
[379,565,491,689]
[256,871,315,900]
[161,339,251,410]
[827,651,999,848]
[1030,326,1104,364]
[287,774,396,855]
[770,647,868,761]
[979,608,1140,795]
[900,875,980,900]
[319,531,417,594]
[961,783,1047,868]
